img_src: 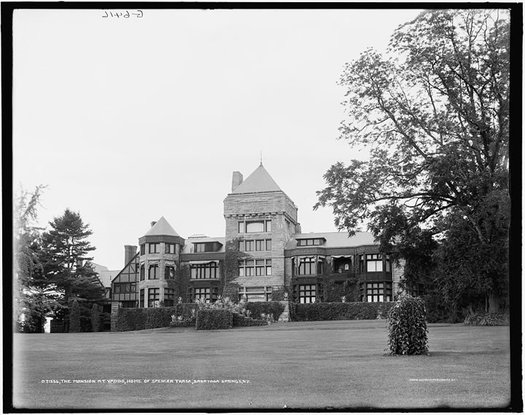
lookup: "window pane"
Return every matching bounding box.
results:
[246,221,264,233]
[266,239,272,250]
[266,220,272,232]
[238,222,245,233]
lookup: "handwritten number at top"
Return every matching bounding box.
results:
[102,10,143,19]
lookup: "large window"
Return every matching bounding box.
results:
[239,259,271,276]
[140,264,145,281]
[139,289,144,307]
[297,257,323,275]
[165,243,176,254]
[297,238,324,246]
[140,244,145,255]
[238,239,271,252]
[298,285,316,303]
[190,262,218,279]
[148,264,159,279]
[246,221,264,233]
[238,220,272,234]
[120,301,137,308]
[165,265,176,279]
[365,282,392,302]
[194,288,211,302]
[164,288,175,306]
[148,288,160,308]
[238,286,272,302]
[149,243,160,254]
[366,254,383,272]
[114,282,136,294]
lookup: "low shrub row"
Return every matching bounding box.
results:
[290,301,395,321]
[196,309,233,330]
[245,301,285,322]
[232,313,268,327]
[116,305,198,331]
[464,312,509,326]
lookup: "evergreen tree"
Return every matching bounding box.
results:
[69,299,80,333]
[90,303,100,332]
[39,209,105,329]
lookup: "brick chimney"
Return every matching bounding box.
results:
[124,245,137,266]
[232,171,243,192]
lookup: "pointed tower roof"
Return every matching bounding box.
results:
[144,216,180,237]
[232,164,282,194]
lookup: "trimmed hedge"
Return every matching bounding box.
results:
[115,304,198,332]
[232,313,267,327]
[170,317,196,328]
[196,309,233,330]
[246,302,285,322]
[290,301,395,321]
[387,296,428,355]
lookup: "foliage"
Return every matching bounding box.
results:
[69,299,81,332]
[170,315,196,328]
[145,307,174,329]
[115,305,198,331]
[39,209,105,305]
[196,309,233,330]
[14,186,63,333]
[387,295,428,355]
[90,304,100,332]
[232,313,267,327]
[222,283,241,303]
[245,301,285,322]
[464,312,509,326]
[270,286,287,301]
[324,280,359,302]
[316,10,510,313]
[291,302,394,321]
[421,292,462,323]
[115,308,148,331]
[195,296,248,315]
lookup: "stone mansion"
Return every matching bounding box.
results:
[110,164,404,314]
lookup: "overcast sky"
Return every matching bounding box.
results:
[13,8,423,270]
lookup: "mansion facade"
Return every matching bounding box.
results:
[110,164,404,318]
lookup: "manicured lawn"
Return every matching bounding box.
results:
[12,320,510,410]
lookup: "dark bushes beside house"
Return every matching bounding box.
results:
[246,301,285,322]
[290,301,394,321]
[115,304,198,331]
[196,309,233,330]
[232,313,267,327]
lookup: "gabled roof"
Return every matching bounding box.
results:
[285,232,377,249]
[232,164,282,194]
[144,216,180,237]
[181,236,226,254]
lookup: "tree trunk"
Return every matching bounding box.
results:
[488,294,500,313]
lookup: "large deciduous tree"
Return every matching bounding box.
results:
[316,10,510,314]
[14,186,63,332]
